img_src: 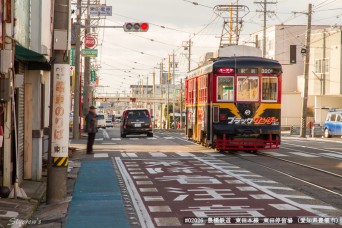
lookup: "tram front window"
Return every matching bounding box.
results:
[217,76,234,101]
[262,77,278,101]
[237,76,259,101]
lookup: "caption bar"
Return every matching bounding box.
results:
[184,217,341,225]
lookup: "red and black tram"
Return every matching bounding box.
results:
[185,52,282,152]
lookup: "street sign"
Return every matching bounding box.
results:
[91,70,96,82]
[84,35,97,49]
[82,49,98,57]
[70,48,75,66]
[89,5,112,16]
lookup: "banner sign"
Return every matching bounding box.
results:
[51,64,70,157]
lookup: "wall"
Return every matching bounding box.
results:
[31,0,52,56]
[314,95,342,124]
[281,92,302,127]
[14,0,30,47]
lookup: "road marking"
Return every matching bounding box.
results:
[164,136,174,139]
[126,153,138,158]
[269,204,299,210]
[148,206,171,212]
[111,138,121,141]
[146,137,157,140]
[288,152,319,157]
[129,138,139,140]
[154,217,181,226]
[144,196,165,201]
[320,153,342,159]
[150,152,167,157]
[95,138,104,141]
[265,152,288,157]
[250,194,274,200]
[102,142,117,145]
[205,152,225,157]
[102,129,110,139]
[94,153,108,158]
[176,152,195,157]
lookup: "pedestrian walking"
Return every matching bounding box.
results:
[85,106,97,154]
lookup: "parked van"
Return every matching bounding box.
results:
[323,109,342,138]
[97,113,107,129]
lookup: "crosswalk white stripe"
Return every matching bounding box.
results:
[265,152,288,157]
[176,152,195,157]
[288,152,319,157]
[129,138,139,140]
[163,137,174,139]
[149,152,167,157]
[320,153,342,159]
[126,153,138,158]
[95,138,104,141]
[111,138,121,141]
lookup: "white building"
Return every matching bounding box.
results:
[306,27,342,124]
[252,25,330,127]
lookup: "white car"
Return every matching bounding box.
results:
[106,120,114,128]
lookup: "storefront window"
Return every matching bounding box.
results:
[237,76,259,101]
[262,77,278,101]
[217,76,234,101]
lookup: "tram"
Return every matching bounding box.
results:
[185,46,282,152]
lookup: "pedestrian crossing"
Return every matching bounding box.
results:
[90,150,342,160]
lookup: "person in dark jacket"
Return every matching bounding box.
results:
[85,106,97,154]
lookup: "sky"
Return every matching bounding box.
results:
[88,0,342,95]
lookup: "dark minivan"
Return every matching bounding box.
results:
[120,109,153,138]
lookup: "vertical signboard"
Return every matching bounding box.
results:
[51,64,70,157]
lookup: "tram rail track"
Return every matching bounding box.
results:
[232,151,342,198]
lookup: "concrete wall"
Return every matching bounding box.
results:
[281,92,302,127]
[31,0,52,56]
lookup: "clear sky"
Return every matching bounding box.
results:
[90,0,342,95]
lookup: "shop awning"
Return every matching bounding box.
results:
[15,44,51,71]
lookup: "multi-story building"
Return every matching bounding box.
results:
[307,27,342,124]
[252,25,330,127]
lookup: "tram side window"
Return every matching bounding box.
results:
[217,76,234,101]
[237,76,259,101]
[262,77,278,102]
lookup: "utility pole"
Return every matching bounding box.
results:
[73,0,82,139]
[152,70,155,127]
[172,51,175,128]
[47,0,71,204]
[160,61,164,128]
[180,78,183,129]
[188,37,191,72]
[167,55,170,129]
[255,0,277,57]
[300,3,312,138]
[322,29,326,95]
[83,0,91,114]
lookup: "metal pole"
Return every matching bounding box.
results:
[300,3,312,138]
[73,0,81,139]
[322,29,326,95]
[47,0,70,204]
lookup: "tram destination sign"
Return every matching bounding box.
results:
[237,68,281,74]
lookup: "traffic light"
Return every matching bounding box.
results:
[123,22,149,32]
